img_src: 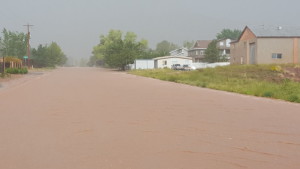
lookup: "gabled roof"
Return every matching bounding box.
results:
[250,26,300,38]
[236,26,300,42]
[192,40,212,49]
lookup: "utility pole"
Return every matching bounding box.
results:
[1,52,4,74]
[23,24,33,67]
[0,43,4,74]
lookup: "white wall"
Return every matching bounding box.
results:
[192,62,230,69]
[133,60,154,69]
[156,58,192,68]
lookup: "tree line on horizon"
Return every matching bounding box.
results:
[88,28,242,69]
[0,28,67,68]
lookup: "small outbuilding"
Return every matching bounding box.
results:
[153,56,192,69]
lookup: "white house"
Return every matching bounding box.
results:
[153,56,192,69]
[169,47,188,57]
[217,38,232,59]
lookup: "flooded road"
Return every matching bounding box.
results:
[0,67,299,169]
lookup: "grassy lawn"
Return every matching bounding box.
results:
[129,64,300,103]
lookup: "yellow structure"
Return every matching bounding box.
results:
[0,56,23,68]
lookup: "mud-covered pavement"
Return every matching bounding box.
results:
[0,67,299,169]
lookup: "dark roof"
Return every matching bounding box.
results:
[230,40,238,44]
[237,26,300,42]
[249,26,300,38]
[193,40,212,49]
[234,26,300,43]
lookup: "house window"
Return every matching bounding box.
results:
[163,60,167,65]
[220,42,224,46]
[200,50,204,55]
[226,49,230,54]
[272,53,282,59]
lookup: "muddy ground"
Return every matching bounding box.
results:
[0,67,299,169]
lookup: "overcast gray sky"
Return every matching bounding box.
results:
[0,0,299,59]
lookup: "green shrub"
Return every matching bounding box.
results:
[288,95,300,102]
[262,91,274,98]
[5,68,28,74]
[168,76,178,82]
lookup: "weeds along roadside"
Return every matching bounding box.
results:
[129,64,300,103]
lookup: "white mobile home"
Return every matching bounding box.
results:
[131,59,154,69]
[153,56,192,69]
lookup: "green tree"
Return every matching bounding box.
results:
[31,42,67,67]
[155,40,179,56]
[204,40,220,63]
[139,49,162,59]
[92,30,148,70]
[0,29,27,58]
[216,29,242,40]
[31,45,48,67]
[88,45,105,66]
[47,42,67,66]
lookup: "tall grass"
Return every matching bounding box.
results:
[130,64,300,103]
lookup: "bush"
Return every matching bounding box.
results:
[262,91,274,98]
[5,68,28,74]
[288,95,300,102]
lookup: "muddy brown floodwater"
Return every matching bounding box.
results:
[0,67,300,169]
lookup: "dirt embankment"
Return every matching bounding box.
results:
[283,67,300,81]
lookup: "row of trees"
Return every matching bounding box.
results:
[88,31,195,68]
[0,29,27,58]
[31,43,67,67]
[89,28,242,69]
[89,30,148,70]
[0,28,67,68]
